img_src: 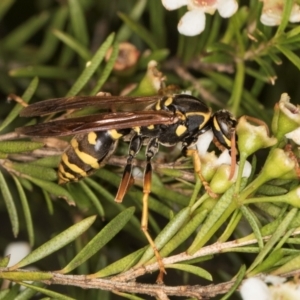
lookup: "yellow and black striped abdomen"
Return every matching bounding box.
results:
[58,129,126,184]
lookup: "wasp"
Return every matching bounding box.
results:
[16,93,237,282]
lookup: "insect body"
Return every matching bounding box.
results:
[58,129,128,184]
[17,93,237,282]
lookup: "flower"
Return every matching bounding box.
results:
[105,42,140,72]
[236,116,277,159]
[260,0,300,26]
[285,127,300,145]
[195,129,252,193]
[240,277,272,300]
[209,154,252,194]
[4,241,31,267]
[271,93,300,142]
[162,0,238,36]
[240,276,300,300]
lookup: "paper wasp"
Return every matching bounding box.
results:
[16,93,237,282]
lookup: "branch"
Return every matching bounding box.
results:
[2,232,300,299]
[44,273,235,298]
[112,229,300,282]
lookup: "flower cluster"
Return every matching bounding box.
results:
[272,93,300,142]
[162,0,238,36]
[195,93,300,197]
[260,0,300,26]
[161,0,300,36]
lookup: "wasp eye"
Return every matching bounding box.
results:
[220,120,230,136]
[212,110,237,149]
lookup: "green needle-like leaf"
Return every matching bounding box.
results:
[78,181,105,219]
[52,29,91,61]
[20,282,75,300]
[220,265,246,300]
[272,252,300,275]
[0,0,15,19]
[0,170,19,237]
[218,210,242,243]
[0,271,52,281]
[9,215,96,270]
[188,184,238,255]
[2,12,49,50]
[249,249,284,276]
[90,42,119,95]
[0,77,38,132]
[89,247,146,278]
[147,209,208,263]
[60,207,135,273]
[0,141,44,153]
[36,6,69,63]
[117,12,158,50]
[136,206,191,266]
[113,291,144,300]
[9,66,76,79]
[116,0,147,42]
[275,0,293,37]
[165,263,212,281]
[247,208,298,273]
[240,206,263,249]
[13,176,34,246]
[66,33,115,97]
[27,177,75,205]
[0,256,10,267]
[68,0,89,47]
[276,45,300,71]
[0,284,19,299]
[14,282,45,300]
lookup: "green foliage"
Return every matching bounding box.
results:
[1,0,300,299]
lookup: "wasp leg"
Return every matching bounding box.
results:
[142,138,166,284]
[115,134,143,203]
[185,148,218,199]
[8,94,28,107]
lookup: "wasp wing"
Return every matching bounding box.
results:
[20,95,162,117]
[17,111,177,137]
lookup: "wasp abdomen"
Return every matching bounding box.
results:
[58,129,128,184]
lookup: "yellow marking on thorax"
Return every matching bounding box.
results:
[147,124,155,130]
[164,97,173,107]
[62,152,88,176]
[133,126,140,134]
[71,139,100,169]
[108,129,123,140]
[87,132,97,145]
[186,110,212,130]
[176,111,186,120]
[155,100,161,110]
[176,124,187,136]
